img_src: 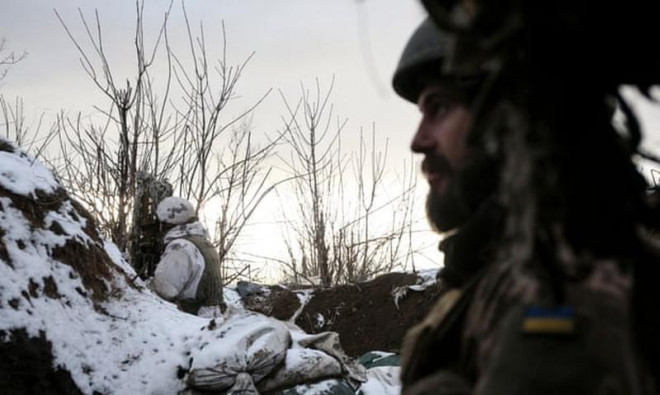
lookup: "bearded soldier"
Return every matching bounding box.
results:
[394,2,660,394]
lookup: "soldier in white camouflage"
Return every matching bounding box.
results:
[394,1,660,393]
[152,197,225,317]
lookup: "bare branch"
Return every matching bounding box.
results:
[0,38,27,83]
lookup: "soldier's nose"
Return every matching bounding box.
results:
[411,121,436,154]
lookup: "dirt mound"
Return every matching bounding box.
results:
[257,272,442,357]
[240,284,304,320]
[0,329,82,395]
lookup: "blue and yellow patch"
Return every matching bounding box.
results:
[522,306,576,335]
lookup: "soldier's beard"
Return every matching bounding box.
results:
[426,178,472,233]
[426,152,499,233]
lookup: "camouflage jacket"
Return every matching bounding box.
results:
[401,250,656,395]
[153,221,223,315]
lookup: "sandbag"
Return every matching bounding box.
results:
[357,352,401,395]
[258,348,343,392]
[277,350,399,395]
[294,330,367,387]
[358,366,401,395]
[187,311,291,393]
[259,327,368,392]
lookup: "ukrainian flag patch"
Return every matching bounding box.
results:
[522,306,576,335]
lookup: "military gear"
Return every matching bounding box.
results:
[400,268,647,394]
[470,258,654,394]
[178,233,224,315]
[400,255,656,394]
[152,221,224,316]
[420,0,660,88]
[156,197,196,225]
[393,17,488,108]
[398,2,660,394]
[400,279,479,395]
[392,18,450,103]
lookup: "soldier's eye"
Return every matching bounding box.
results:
[423,93,452,119]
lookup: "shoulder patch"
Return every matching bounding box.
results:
[521,305,575,335]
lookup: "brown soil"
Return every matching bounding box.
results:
[50,237,115,303]
[265,272,442,358]
[0,329,83,395]
[1,186,135,304]
[269,286,303,320]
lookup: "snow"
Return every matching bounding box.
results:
[189,311,289,371]
[290,379,343,394]
[223,286,245,309]
[360,366,401,395]
[393,268,440,308]
[392,286,409,309]
[0,181,210,393]
[50,292,206,394]
[415,268,440,287]
[0,140,400,394]
[0,142,212,393]
[0,138,58,197]
[104,240,136,279]
[289,288,314,323]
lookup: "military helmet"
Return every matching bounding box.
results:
[156,197,196,225]
[392,18,450,103]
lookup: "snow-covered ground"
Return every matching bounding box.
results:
[0,138,216,392]
[0,137,401,394]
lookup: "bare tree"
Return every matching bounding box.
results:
[169,8,270,208]
[52,1,277,284]
[0,38,26,84]
[278,79,418,287]
[53,1,180,250]
[1,96,56,159]
[0,41,53,157]
[339,128,418,283]
[210,117,293,284]
[277,78,345,287]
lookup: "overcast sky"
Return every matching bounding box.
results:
[2,1,660,280]
[0,0,425,152]
[2,0,658,172]
[0,0,443,279]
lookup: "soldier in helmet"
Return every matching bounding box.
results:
[152,197,225,317]
[392,17,502,394]
[393,18,500,290]
[395,5,660,394]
